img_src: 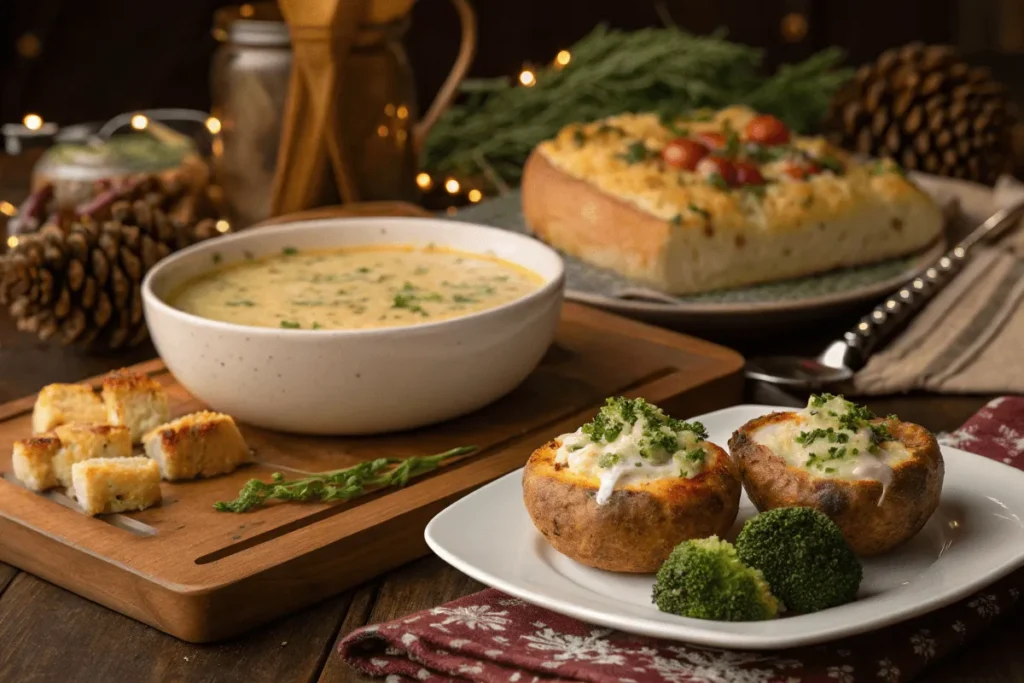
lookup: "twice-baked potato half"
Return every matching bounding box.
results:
[729,394,944,557]
[522,397,741,573]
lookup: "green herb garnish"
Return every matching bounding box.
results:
[580,397,708,465]
[212,253,222,265]
[618,140,655,164]
[724,130,741,158]
[816,155,844,174]
[312,322,323,330]
[214,446,478,512]
[597,452,621,469]
[689,203,710,218]
[282,247,298,256]
[572,129,587,147]
[741,184,768,200]
[706,173,730,191]
[670,214,684,226]
[226,300,255,307]
[280,320,301,329]
[596,123,625,136]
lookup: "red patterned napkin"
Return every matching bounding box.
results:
[339,397,1024,683]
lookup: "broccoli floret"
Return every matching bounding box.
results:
[735,507,862,613]
[652,536,780,621]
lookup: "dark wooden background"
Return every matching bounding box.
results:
[0,0,995,127]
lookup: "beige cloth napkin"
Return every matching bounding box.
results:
[852,175,1024,395]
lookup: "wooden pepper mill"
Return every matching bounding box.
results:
[270,0,476,216]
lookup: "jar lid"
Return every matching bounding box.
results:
[228,19,290,47]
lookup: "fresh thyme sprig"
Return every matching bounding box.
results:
[214,446,478,513]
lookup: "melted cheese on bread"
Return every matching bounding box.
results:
[523,106,944,295]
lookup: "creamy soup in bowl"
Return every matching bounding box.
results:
[142,216,565,435]
[170,245,544,330]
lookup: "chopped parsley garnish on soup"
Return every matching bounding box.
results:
[169,245,544,330]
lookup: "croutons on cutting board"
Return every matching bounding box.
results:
[11,436,62,491]
[71,457,162,516]
[102,370,171,444]
[143,411,251,481]
[32,384,106,434]
[51,423,132,488]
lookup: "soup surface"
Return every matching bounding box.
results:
[170,245,544,330]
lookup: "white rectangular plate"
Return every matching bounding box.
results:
[425,404,1024,649]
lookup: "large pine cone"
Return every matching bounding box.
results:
[0,185,221,349]
[826,42,1013,184]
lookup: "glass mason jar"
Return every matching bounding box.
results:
[211,1,474,226]
[210,9,292,228]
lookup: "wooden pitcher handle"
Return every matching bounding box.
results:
[413,0,476,152]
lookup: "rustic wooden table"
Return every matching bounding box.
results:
[1,157,1021,682]
[0,315,1018,683]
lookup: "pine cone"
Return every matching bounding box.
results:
[826,42,1013,184]
[0,178,222,349]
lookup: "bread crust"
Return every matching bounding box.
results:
[521,439,741,573]
[521,109,944,295]
[729,412,944,556]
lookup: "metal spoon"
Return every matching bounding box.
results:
[744,200,1024,389]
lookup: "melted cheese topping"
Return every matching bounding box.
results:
[749,395,911,502]
[170,245,543,330]
[537,105,919,232]
[553,412,709,505]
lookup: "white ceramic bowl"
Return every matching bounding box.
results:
[142,217,565,435]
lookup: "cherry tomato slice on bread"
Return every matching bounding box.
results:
[733,161,765,186]
[744,115,791,146]
[662,138,709,170]
[783,162,820,180]
[695,131,727,150]
[696,156,737,186]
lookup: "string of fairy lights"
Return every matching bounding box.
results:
[417,48,573,207]
[3,46,573,234]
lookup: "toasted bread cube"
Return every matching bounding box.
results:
[32,384,106,434]
[71,457,162,516]
[101,370,170,443]
[143,411,250,481]
[11,436,62,491]
[52,423,132,487]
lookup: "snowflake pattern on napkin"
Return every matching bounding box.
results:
[340,397,1024,683]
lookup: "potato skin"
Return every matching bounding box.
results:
[522,439,741,573]
[729,412,944,557]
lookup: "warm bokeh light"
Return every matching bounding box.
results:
[780,12,808,42]
[6,236,18,248]
[445,178,461,194]
[518,69,536,87]
[239,3,255,17]
[22,114,42,131]
[467,189,483,203]
[0,201,15,217]
[377,124,389,137]
[396,105,409,120]
[416,173,433,190]
[206,116,222,134]
[131,114,149,130]
[215,219,230,233]
[555,50,572,67]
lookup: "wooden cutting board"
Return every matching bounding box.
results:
[0,302,743,643]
